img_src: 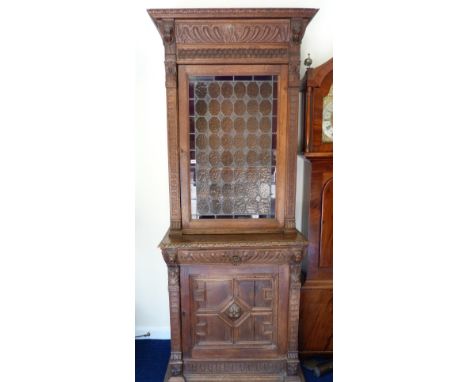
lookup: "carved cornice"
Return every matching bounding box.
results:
[175,21,290,44]
[178,48,288,60]
[148,8,318,20]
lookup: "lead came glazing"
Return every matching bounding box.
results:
[189,75,278,219]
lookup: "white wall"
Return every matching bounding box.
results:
[135,0,332,339]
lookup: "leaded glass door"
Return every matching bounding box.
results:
[179,65,288,234]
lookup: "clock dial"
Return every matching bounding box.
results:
[322,85,333,143]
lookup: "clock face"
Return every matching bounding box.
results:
[322,85,333,143]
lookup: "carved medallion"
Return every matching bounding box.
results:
[226,302,242,320]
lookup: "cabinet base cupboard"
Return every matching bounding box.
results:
[148,9,317,381]
[160,232,307,381]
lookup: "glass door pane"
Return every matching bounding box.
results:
[188,75,278,220]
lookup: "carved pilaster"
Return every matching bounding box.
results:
[287,251,303,377]
[284,18,308,233]
[154,18,181,231]
[164,249,184,379]
[284,84,300,232]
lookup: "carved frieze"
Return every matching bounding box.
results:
[175,20,290,44]
[176,248,304,265]
[177,48,288,61]
[184,360,285,374]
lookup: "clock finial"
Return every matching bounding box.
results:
[304,53,312,68]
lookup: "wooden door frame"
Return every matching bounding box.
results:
[178,64,289,234]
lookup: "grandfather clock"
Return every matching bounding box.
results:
[299,58,333,355]
[148,8,317,381]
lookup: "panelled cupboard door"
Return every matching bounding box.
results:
[180,264,289,359]
[178,65,288,234]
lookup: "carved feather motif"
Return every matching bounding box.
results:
[175,22,290,44]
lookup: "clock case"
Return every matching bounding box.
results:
[148,8,317,382]
[302,58,333,154]
[299,58,333,355]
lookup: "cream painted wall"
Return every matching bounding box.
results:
[136,0,332,338]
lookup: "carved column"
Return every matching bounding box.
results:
[156,19,182,232]
[286,249,304,381]
[284,18,307,232]
[163,250,185,381]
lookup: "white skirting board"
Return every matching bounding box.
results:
[135,326,170,339]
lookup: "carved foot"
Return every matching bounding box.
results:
[285,377,301,382]
[285,359,305,382]
[164,362,185,382]
[168,377,185,382]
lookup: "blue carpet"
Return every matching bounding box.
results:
[136,340,332,382]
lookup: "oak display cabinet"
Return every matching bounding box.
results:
[148,8,317,381]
